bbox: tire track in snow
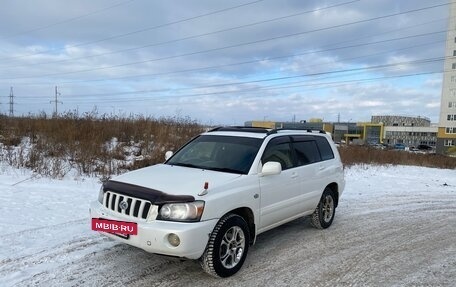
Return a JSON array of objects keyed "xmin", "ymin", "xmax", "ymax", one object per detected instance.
[
  {"xmin": 0, "ymin": 219, "xmax": 117, "ymax": 287},
  {"xmin": 0, "ymin": 218, "xmax": 88, "ymax": 238}
]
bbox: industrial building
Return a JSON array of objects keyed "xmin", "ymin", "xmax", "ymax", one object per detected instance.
[
  {"xmin": 371, "ymin": 115, "xmax": 437, "ymax": 148},
  {"xmin": 246, "ymin": 114, "xmax": 437, "ymax": 149}
]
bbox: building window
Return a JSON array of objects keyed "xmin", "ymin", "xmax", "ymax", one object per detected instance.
[
  {"xmin": 454, "ymin": 50, "xmax": 456, "ymax": 57},
  {"xmin": 444, "ymin": 139, "xmax": 454, "ymax": 146},
  {"xmin": 452, "ymin": 63, "xmax": 456, "ymax": 69},
  {"xmin": 449, "ymin": 102, "xmax": 456, "ymax": 108},
  {"xmin": 447, "ymin": 114, "xmax": 456, "ymax": 121},
  {"xmin": 446, "ymin": 127, "xmax": 456, "ymax": 134},
  {"xmin": 452, "ymin": 76, "xmax": 456, "ymax": 83},
  {"xmin": 450, "ymin": 88, "xmax": 456, "ymax": 96}
]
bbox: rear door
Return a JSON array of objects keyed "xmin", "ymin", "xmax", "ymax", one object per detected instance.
[{"xmin": 291, "ymin": 135, "xmax": 324, "ymax": 212}]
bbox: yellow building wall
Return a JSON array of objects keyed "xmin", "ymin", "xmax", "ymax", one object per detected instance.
[
  {"xmin": 251, "ymin": 121, "xmax": 276, "ymax": 129},
  {"xmin": 437, "ymin": 127, "xmax": 456, "ymax": 138},
  {"xmin": 322, "ymin": 123, "xmax": 333, "ymax": 133}
]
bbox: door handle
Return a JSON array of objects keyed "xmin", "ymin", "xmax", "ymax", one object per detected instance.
[{"xmin": 291, "ymin": 172, "xmax": 298, "ymax": 179}]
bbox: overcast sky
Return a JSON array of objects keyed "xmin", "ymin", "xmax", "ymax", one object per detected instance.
[{"xmin": 0, "ymin": 0, "xmax": 450, "ymax": 124}]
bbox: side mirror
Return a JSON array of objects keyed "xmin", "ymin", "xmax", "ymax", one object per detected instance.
[
  {"xmin": 261, "ymin": 161, "xmax": 282, "ymax": 176},
  {"xmin": 165, "ymin": 151, "xmax": 173, "ymax": 161}
]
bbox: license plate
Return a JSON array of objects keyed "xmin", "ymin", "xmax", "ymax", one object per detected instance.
[{"xmin": 92, "ymin": 218, "xmax": 138, "ymax": 236}]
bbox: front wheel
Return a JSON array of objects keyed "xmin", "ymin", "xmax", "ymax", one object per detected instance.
[
  {"xmin": 200, "ymin": 214, "xmax": 250, "ymax": 278},
  {"xmin": 310, "ymin": 187, "xmax": 336, "ymax": 229}
]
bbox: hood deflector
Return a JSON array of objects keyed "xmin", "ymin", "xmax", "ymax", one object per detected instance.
[{"xmin": 103, "ymin": 180, "xmax": 195, "ymax": 205}]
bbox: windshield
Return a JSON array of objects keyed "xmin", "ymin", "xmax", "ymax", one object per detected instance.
[{"xmin": 166, "ymin": 135, "xmax": 262, "ymax": 174}]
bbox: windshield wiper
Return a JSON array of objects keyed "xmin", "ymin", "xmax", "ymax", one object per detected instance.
[
  {"xmin": 206, "ymin": 167, "xmax": 244, "ymax": 174},
  {"xmin": 169, "ymin": 163, "xmax": 244, "ymax": 174}
]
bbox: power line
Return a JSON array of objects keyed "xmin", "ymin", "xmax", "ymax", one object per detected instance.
[
  {"xmin": 35, "ymin": 70, "xmax": 443, "ymax": 106},
  {"xmin": 15, "ymin": 37, "xmax": 448, "ymax": 101},
  {"xmin": 0, "ymin": 0, "xmax": 136, "ymax": 41},
  {"xmin": 8, "ymin": 14, "xmax": 448, "ymax": 85},
  {"xmin": 9, "ymin": 16, "xmax": 448, "ymax": 86},
  {"xmin": 19, "ymin": 55, "xmax": 447, "ymax": 101},
  {"xmin": 20, "ymin": 68, "xmax": 444, "ymax": 106},
  {"xmin": 70, "ymin": 56, "xmax": 447, "ymax": 98},
  {"xmin": 0, "ymin": 0, "xmax": 266, "ymax": 62},
  {"xmin": 0, "ymin": 1, "xmax": 449, "ymax": 80},
  {"xmin": 0, "ymin": 0, "xmax": 361, "ymax": 68}
]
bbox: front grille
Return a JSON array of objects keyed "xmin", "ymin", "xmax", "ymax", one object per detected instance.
[{"xmin": 103, "ymin": 190, "xmax": 154, "ymax": 220}]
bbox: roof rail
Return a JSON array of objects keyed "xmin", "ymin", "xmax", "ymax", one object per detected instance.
[
  {"xmin": 267, "ymin": 128, "xmax": 327, "ymax": 135},
  {"xmin": 208, "ymin": 126, "xmax": 270, "ymax": 133}
]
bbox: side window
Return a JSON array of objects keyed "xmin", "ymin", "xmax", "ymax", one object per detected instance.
[
  {"xmin": 262, "ymin": 137, "xmax": 294, "ymax": 170},
  {"xmin": 293, "ymin": 140, "xmax": 321, "ymax": 166},
  {"xmin": 315, "ymin": 136, "xmax": 335, "ymax": 161}
]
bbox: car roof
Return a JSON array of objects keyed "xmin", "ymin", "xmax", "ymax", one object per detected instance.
[
  {"xmin": 202, "ymin": 131, "xmax": 267, "ymax": 139},
  {"xmin": 203, "ymin": 126, "xmax": 330, "ymax": 139}
]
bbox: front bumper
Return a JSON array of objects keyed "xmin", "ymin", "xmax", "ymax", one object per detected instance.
[{"xmin": 89, "ymin": 201, "xmax": 218, "ymax": 259}]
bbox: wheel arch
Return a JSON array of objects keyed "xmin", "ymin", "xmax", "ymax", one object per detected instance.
[
  {"xmin": 226, "ymin": 207, "xmax": 256, "ymax": 245},
  {"xmin": 326, "ymin": 182, "xmax": 339, "ymax": 208}
]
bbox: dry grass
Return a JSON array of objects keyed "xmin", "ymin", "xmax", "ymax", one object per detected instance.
[
  {"xmin": 0, "ymin": 112, "xmax": 204, "ymax": 178},
  {"xmin": 339, "ymin": 145, "xmax": 456, "ymax": 170}
]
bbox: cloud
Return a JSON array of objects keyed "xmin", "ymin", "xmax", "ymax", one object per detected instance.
[{"xmin": 0, "ymin": 0, "xmax": 448, "ymax": 124}]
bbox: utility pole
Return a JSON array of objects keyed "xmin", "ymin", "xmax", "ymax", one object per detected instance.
[
  {"xmin": 50, "ymin": 86, "xmax": 63, "ymax": 117},
  {"xmin": 9, "ymin": 87, "xmax": 14, "ymax": 117}
]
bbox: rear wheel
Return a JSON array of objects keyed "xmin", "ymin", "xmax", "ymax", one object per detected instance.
[
  {"xmin": 311, "ymin": 187, "xmax": 336, "ymax": 229},
  {"xmin": 200, "ymin": 214, "xmax": 249, "ymax": 277}
]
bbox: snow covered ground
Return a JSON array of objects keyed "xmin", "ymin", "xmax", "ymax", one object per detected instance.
[{"xmin": 0, "ymin": 164, "xmax": 455, "ymax": 286}]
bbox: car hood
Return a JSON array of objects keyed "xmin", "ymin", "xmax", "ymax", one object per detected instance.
[{"xmin": 110, "ymin": 163, "xmax": 242, "ymax": 198}]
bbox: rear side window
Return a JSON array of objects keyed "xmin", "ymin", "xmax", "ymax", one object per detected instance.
[
  {"xmin": 315, "ymin": 136, "xmax": 334, "ymax": 161},
  {"xmin": 293, "ymin": 140, "xmax": 321, "ymax": 166}
]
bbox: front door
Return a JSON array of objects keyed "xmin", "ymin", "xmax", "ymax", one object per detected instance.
[{"xmin": 258, "ymin": 136, "xmax": 302, "ymax": 232}]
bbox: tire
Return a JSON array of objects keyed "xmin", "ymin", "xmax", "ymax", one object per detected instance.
[
  {"xmin": 200, "ymin": 214, "xmax": 250, "ymax": 278},
  {"xmin": 310, "ymin": 187, "xmax": 336, "ymax": 229}
]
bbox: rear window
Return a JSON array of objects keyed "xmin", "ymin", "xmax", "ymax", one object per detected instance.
[
  {"xmin": 315, "ymin": 136, "xmax": 334, "ymax": 161},
  {"xmin": 293, "ymin": 140, "xmax": 321, "ymax": 165}
]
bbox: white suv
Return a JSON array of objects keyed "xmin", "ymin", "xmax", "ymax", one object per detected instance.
[{"xmin": 90, "ymin": 127, "xmax": 345, "ymax": 277}]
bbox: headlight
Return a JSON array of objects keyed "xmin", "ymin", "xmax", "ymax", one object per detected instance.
[
  {"xmin": 158, "ymin": 201, "xmax": 205, "ymax": 222},
  {"xmin": 98, "ymin": 186, "xmax": 104, "ymax": 204}
]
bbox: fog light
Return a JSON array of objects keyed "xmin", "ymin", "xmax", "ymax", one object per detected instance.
[{"xmin": 168, "ymin": 233, "xmax": 180, "ymax": 247}]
